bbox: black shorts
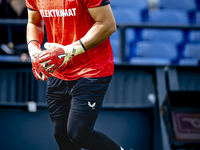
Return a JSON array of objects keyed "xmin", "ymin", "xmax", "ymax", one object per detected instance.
[{"xmin": 46, "ymin": 76, "xmax": 112, "ymax": 119}]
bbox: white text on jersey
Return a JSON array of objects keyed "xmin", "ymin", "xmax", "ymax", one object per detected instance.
[{"xmin": 40, "ymin": 8, "xmax": 76, "ymax": 17}]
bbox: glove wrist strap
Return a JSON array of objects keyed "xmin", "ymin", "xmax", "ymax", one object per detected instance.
[
  {"xmin": 75, "ymin": 45, "xmax": 85, "ymax": 55},
  {"xmin": 79, "ymin": 39, "xmax": 86, "ymax": 51},
  {"xmin": 28, "ymin": 40, "xmax": 40, "ymax": 46},
  {"xmin": 28, "ymin": 41, "xmax": 42, "ymax": 59}
]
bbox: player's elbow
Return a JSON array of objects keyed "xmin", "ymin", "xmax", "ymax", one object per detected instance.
[
  {"xmin": 107, "ymin": 22, "xmax": 117, "ymax": 37},
  {"xmin": 111, "ymin": 24, "xmax": 117, "ymax": 34}
]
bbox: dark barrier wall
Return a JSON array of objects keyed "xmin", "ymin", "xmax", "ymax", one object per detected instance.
[
  {"xmin": 0, "ymin": 62, "xmax": 156, "ymax": 150},
  {"xmin": 0, "ymin": 107, "xmax": 58, "ymax": 150},
  {"xmin": 0, "ymin": 62, "xmax": 156, "ymax": 108},
  {"xmin": 95, "ymin": 108, "xmax": 154, "ymax": 150},
  {"xmin": 1, "ymin": 62, "xmax": 200, "ymax": 150},
  {"xmin": 0, "ymin": 107, "xmax": 154, "ymax": 150}
]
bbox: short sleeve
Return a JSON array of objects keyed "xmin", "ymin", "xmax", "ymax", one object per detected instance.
[
  {"xmin": 84, "ymin": 0, "xmax": 110, "ymax": 8},
  {"xmin": 25, "ymin": 0, "xmax": 38, "ymax": 11}
]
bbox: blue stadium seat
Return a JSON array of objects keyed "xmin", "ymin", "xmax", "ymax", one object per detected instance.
[
  {"xmin": 0, "ymin": 55, "xmax": 21, "ymax": 62},
  {"xmin": 129, "ymin": 41, "xmax": 178, "ymax": 65},
  {"xmin": 148, "ymin": 9, "xmax": 189, "ymax": 24},
  {"xmin": 129, "ymin": 57, "xmax": 171, "ymax": 65},
  {"xmin": 189, "ymin": 30, "xmax": 200, "ymax": 43},
  {"xmin": 111, "ymin": 8, "xmax": 140, "ymax": 62},
  {"xmin": 195, "ymin": 11, "xmax": 200, "ymax": 24},
  {"xmin": 111, "ymin": 0, "xmax": 148, "ymax": 11},
  {"xmin": 125, "ymin": 28, "xmax": 137, "ymax": 59},
  {"xmin": 110, "ymin": 30, "xmax": 121, "ymax": 63},
  {"xmin": 110, "ymin": 28, "xmax": 136, "ymax": 63},
  {"xmin": 179, "ymin": 44, "xmax": 200, "ymax": 65},
  {"xmin": 110, "ymin": 30, "xmax": 119, "ymax": 59},
  {"xmin": 182, "ymin": 44, "xmax": 200, "ymax": 58},
  {"xmin": 159, "ymin": 0, "xmax": 197, "ymax": 11},
  {"xmin": 112, "ymin": 9, "xmax": 142, "ymax": 23},
  {"xmin": 110, "ymin": 38, "xmax": 122, "ymax": 64},
  {"xmin": 141, "ymin": 29, "xmax": 184, "ymax": 45}
]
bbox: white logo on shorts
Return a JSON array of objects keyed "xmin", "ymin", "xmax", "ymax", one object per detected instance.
[{"xmin": 88, "ymin": 101, "xmax": 96, "ymax": 109}]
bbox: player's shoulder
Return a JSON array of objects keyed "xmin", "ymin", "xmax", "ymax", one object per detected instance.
[
  {"xmin": 25, "ymin": 0, "xmax": 38, "ymax": 11},
  {"xmin": 100, "ymin": 0, "xmax": 110, "ymax": 6},
  {"xmin": 81, "ymin": 0, "xmax": 110, "ymax": 8}
]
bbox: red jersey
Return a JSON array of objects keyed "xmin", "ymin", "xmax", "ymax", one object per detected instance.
[{"xmin": 26, "ymin": 0, "xmax": 114, "ymax": 81}]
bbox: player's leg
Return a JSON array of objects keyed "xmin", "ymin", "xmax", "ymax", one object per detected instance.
[
  {"xmin": 67, "ymin": 76, "xmax": 123, "ymax": 150},
  {"xmin": 46, "ymin": 77, "xmax": 81, "ymax": 150}
]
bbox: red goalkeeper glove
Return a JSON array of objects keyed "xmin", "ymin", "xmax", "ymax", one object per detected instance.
[
  {"xmin": 38, "ymin": 42, "xmax": 85, "ymax": 73},
  {"xmin": 28, "ymin": 41, "xmax": 52, "ymax": 81}
]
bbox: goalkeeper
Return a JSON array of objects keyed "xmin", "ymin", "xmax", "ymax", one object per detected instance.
[{"xmin": 26, "ymin": 0, "xmax": 124, "ymax": 150}]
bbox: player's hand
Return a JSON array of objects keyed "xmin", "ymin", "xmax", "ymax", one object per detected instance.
[
  {"xmin": 32, "ymin": 59, "xmax": 49, "ymax": 81},
  {"xmin": 31, "ymin": 53, "xmax": 52, "ymax": 81},
  {"xmin": 44, "ymin": 42, "xmax": 63, "ymax": 50},
  {"xmin": 28, "ymin": 41, "xmax": 52, "ymax": 81},
  {"xmin": 38, "ymin": 42, "xmax": 85, "ymax": 73}
]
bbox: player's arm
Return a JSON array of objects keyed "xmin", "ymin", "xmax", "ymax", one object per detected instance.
[
  {"xmin": 27, "ymin": 8, "xmax": 44, "ymax": 57},
  {"xmin": 44, "ymin": 4, "xmax": 116, "ymax": 49},
  {"xmin": 27, "ymin": 9, "xmax": 51, "ymax": 81},
  {"xmin": 70, "ymin": 4, "xmax": 116, "ymax": 49},
  {"xmin": 80, "ymin": 4, "xmax": 116, "ymax": 50},
  {"xmin": 27, "ymin": 9, "xmax": 44, "ymax": 45}
]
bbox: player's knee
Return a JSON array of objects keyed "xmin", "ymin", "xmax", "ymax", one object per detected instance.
[
  {"xmin": 67, "ymin": 126, "xmax": 91, "ymax": 147},
  {"xmin": 54, "ymin": 128, "xmax": 68, "ymax": 147},
  {"xmin": 67, "ymin": 129, "xmax": 82, "ymax": 145},
  {"xmin": 52, "ymin": 119, "xmax": 67, "ymax": 138}
]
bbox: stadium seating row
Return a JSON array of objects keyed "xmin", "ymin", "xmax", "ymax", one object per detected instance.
[
  {"xmin": 111, "ymin": 0, "xmax": 200, "ymax": 24},
  {"xmin": 110, "ymin": 29, "xmax": 200, "ymax": 65},
  {"xmin": 110, "ymin": 0, "xmax": 200, "ymax": 65},
  {"xmin": 112, "ymin": 8, "xmax": 200, "ymax": 24},
  {"xmin": 158, "ymin": 0, "xmax": 198, "ymax": 11},
  {"xmin": 111, "ymin": 0, "xmax": 200, "ymax": 11}
]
